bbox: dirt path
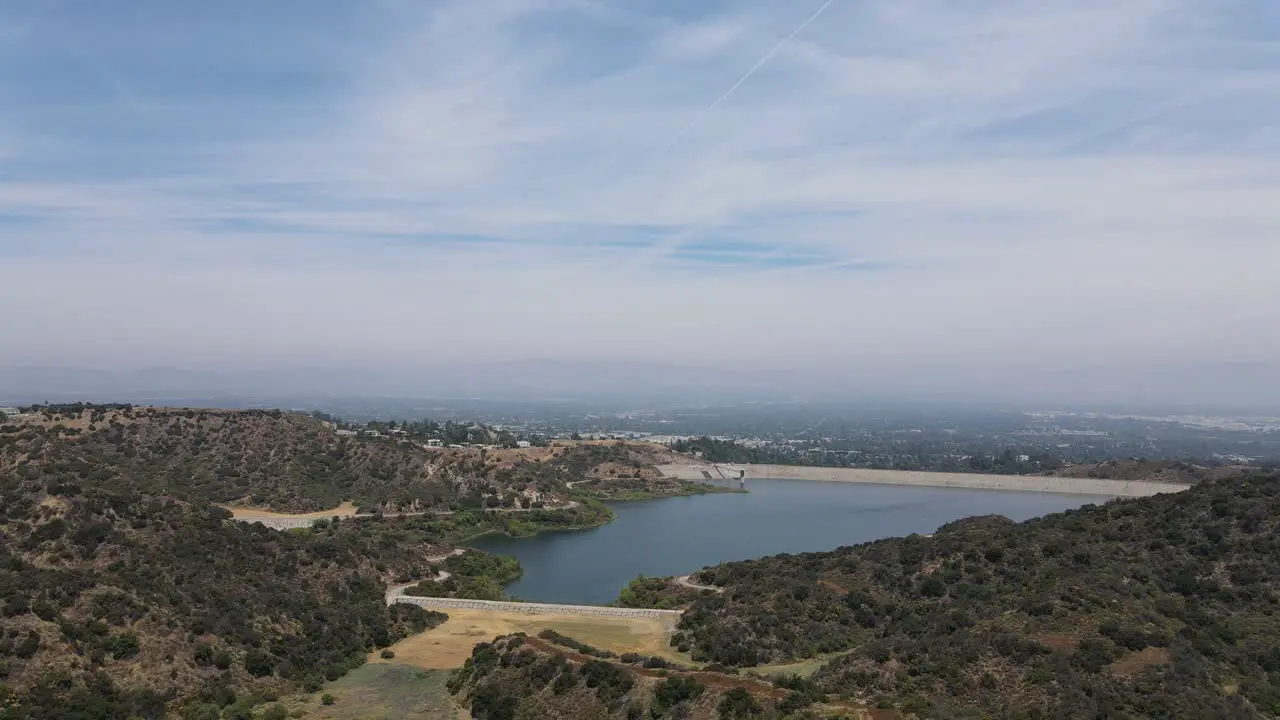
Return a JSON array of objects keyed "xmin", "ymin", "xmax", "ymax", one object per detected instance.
[
  {"xmin": 384, "ymin": 550, "xmax": 467, "ymax": 601},
  {"xmin": 519, "ymin": 637, "xmax": 890, "ymax": 719},
  {"xmin": 675, "ymin": 575, "xmax": 724, "ymax": 593}
]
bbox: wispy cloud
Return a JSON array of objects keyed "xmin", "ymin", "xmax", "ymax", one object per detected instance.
[{"xmin": 1, "ymin": 0, "xmax": 1278, "ymax": 390}]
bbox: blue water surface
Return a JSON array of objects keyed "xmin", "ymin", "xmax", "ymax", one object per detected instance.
[{"xmin": 471, "ymin": 478, "xmax": 1111, "ymax": 605}]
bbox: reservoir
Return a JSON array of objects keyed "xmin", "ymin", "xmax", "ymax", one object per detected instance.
[{"xmin": 471, "ymin": 479, "xmax": 1113, "ymax": 605}]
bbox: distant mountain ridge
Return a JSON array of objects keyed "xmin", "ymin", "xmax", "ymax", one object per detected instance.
[
  {"xmin": 0, "ymin": 362, "xmax": 795, "ymax": 405},
  {"xmin": 3, "ymin": 360, "xmax": 1278, "ymax": 411}
]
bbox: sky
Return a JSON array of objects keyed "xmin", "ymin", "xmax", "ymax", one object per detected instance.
[{"xmin": 2, "ymin": 0, "xmax": 1279, "ymax": 403}]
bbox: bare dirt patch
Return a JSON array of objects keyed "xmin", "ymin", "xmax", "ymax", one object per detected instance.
[
  {"xmin": 1036, "ymin": 634, "xmax": 1079, "ymax": 652},
  {"xmin": 818, "ymin": 579, "xmax": 849, "ymax": 596},
  {"xmin": 1109, "ymin": 647, "xmax": 1172, "ymax": 677}
]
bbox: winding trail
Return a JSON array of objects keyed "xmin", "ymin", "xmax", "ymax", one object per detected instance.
[
  {"xmin": 385, "ymin": 549, "xmax": 467, "ymax": 599},
  {"xmin": 675, "ymin": 575, "xmax": 724, "ymax": 593}
]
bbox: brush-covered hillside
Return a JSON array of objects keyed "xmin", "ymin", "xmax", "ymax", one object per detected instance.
[
  {"xmin": 1047, "ymin": 458, "xmax": 1257, "ymax": 485},
  {"xmin": 0, "ymin": 404, "xmax": 463, "ymax": 513},
  {"xmin": 448, "ymin": 633, "xmax": 878, "ymax": 720},
  {"xmin": 646, "ymin": 474, "xmax": 1280, "ymax": 719},
  {"xmin": 0, "ymin": 404, "xmax": 613, "ymax": 718},
  {"xmin": 433, "ymin": 439, "xmax": 724, "ymax": 501},
  {"xmin": 0, "ymin": 469, "xmax": 457, "ymax": 719}
]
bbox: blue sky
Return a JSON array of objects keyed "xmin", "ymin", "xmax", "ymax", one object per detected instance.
[{"xmin": 2, "ymin": 0, "xmax": 1279, "ymax": 390}]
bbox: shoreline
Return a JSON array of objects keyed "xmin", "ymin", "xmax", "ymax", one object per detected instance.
[{"xmin": 656, "ymin": 463, "xmax": 1189, "ymax": 498}]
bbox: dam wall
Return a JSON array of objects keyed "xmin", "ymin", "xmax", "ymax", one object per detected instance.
[
  {"xmin": 657, "ymin": 463, "xmax": 1188, "ymax": 498},
  {"xmin": 390, "ymin": 596, "xmax": 682, "ymax": 619}
]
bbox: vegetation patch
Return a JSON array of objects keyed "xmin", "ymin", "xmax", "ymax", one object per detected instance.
[
  {"xmin": 301, "ymin": 663, "xmax": 463, "ymax": 719},
  {"xmin": 404, "ymin": 552, "xmax": 524, "ymax": 601},
  {"xmin": 616, "ymin": 575, "xmax": 707, "ymax": 610},
  {"xmin": 447, "ymin": 634, "xmax": 871, "ymax": 719}
]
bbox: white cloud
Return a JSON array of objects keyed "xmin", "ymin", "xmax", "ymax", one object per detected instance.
[{"xmin": 0, "ymin": 0, "xmax": 1277, "ymax": 401}]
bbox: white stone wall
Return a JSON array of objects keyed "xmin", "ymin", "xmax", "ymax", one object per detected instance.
[
  {"xmin": 389, "ymin": 596, "xmax": 682, "ymax": 619},
  {"xmin": 656, "ymin": 463, "xmax": 1189, "ymax": 498}
]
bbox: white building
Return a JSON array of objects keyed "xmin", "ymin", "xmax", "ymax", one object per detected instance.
[{"xmin": 516, "ymin": 440, "xmax": 532, "ymax": 449}]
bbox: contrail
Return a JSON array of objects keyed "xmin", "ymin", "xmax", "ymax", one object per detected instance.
[
  {"xmin": 1057, "ymin": 91, "xmax": 1211, "ymax": 153},
  {"xmin": 662, "ymin": 0, "xmax": 835, "ymax": 152}
]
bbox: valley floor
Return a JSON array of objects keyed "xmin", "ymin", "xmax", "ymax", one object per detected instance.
[{"xmin": 372, "ymin": 608, "xmax": 690, "ymax": 670}]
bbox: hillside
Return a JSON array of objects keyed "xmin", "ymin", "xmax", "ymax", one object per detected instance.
[
  {"xmin": 0, "ymin": 405, "xmax": 633, "ymax": 514},
  {"xmin": 1048, "ymin": 458, "xmax": 1256, "ymax": 485},
  {"xmin": 448, "ymin": 633, "xmax": 877, "ymax": 719},
  {"xmin": 433, "ymin": 440, "xmax": 724, "ymax": 501},
  {"xmin": 0, "ymin": 406, "xmax": 614, "ymax": 718},
  {"xmin": 648, "ymin": 474, "xmax": 1280, "ymax": 719},
  {"xmin": 0, "ymin": 470, "xmax": 457, "ymax": 718},
  {"xmin": 0, "ymin": 405, "xmax": 463, "ymax": 513}
]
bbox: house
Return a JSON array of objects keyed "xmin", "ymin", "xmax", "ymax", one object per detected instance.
[
  {"xmin": 516, "ymin": 440, "xmax": 532, "ymax": 449},
  {"xmin": 426, "ymin": 439, "xmax": 443, "ymax": 448},
  {"xmin": 335, "ymin": 429, "xmax": 357, "ymax": 437}
]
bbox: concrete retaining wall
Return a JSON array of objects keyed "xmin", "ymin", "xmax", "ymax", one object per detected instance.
[
  {"xmin": 657, "ymin": 463, "xmax": 1188, "ymax": 498},
  {"xmin": 390, "ymin": 596, "xmax": 682, "ymax": 619},
  {"xmin": 235, "ymin": 517, "xmax": 322, "ymax": 530}
]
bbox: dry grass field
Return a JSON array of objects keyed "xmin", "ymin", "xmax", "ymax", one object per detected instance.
[{"xmin": 372, "ymin": 608, "xmax": 689, "ymax": 670}]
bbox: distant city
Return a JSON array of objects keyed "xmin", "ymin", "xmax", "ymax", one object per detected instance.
[{"xmin": 14, "ymin": 396, "xmax": 1270, "ymax": 472}]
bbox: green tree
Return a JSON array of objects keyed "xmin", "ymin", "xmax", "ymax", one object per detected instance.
[
  {"xmin": 717, "ymin": 688, "xmax": 764, "ymax": 719},
  {"xmin": 244, "ymin": 649, "xmax": 277, "ymax": 677}
]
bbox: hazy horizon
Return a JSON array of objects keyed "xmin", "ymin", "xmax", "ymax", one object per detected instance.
[
  {"xmin": 1, "ymin": 360, "xmax": 1278, "ymax": 414},
  {"xmin": 3, "ymin": 1, "xmax": 1278, "ymax": 408}
]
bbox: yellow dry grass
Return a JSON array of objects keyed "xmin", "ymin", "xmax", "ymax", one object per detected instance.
[
  {"xmin": 372, "ymin": 609, "xmax": 689, "ymax": 670},
  {"xmin": 748, "ymin": 652, "xmax": 847, "ymax": 679},
  {"xmin": 224, "ymin": 501, "xmax": 360, "ymax": 519}
]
